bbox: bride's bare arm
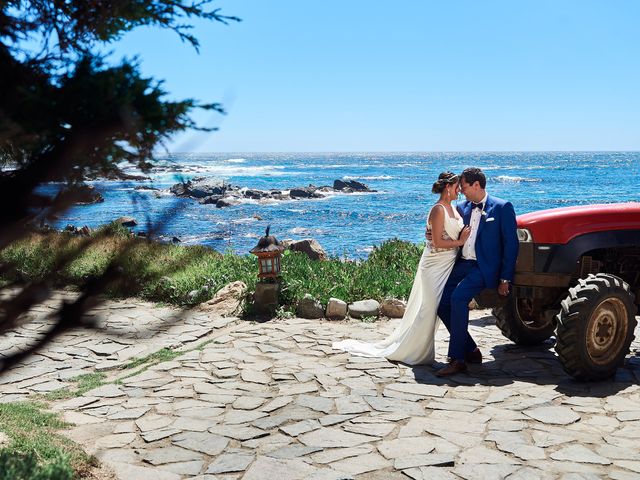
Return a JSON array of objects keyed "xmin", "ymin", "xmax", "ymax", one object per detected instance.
[{"xmin": 429, "ymin": 206, "xmax": 470, "ymax": 248}]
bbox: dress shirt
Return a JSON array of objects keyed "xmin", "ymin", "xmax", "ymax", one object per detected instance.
[{"xmin": 461, "ymin": 193, "xmax": 488, "ymax": 260}]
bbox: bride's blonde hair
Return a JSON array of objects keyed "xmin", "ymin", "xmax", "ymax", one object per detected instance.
[{"xmin": 432, "ymin": 171, "xmax": 459, "ymax": 194}]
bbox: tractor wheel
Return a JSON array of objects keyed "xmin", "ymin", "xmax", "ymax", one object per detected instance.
[
  {"xmin": 493, "ymin": 294, "xmax": 556, "ymax": 345},
  {"xmin": 555, "ymin": 273, "xmax": 637, "ymax": 381}
]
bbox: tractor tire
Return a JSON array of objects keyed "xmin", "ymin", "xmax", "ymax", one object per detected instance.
[
  {"xmin": 555, "ymin": 273, "xmax": 637, "ymax": 381},
  {"xmin": 493, "ymin": 294, "xmax": 556, "ymax": 345}
]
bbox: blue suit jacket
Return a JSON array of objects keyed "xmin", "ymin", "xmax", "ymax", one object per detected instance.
[{"xmin": 457, "ymin": 195, "xmax": 519, "ymax": 288}]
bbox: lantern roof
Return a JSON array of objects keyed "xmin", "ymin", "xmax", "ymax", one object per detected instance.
[{"xmin": 250, "ymin": 226, "xmax": 285, "ymax": 254}]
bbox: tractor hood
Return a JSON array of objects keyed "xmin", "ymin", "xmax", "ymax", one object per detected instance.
[{"xmin": 517, "ymin": 202, "xmax": 640, "ymax": 244}]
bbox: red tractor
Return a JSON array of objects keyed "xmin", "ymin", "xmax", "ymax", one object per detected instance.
[{"xmin": 490, "ymin": 202, "xmax": 640, "ymax": 381}]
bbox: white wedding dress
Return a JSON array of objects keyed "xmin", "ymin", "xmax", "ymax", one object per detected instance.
[{"xmin": 332, "ymin": 204, "xmax": 463, "ymax": 365}]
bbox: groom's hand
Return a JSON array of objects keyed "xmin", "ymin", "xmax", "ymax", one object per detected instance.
[{"xmin": 498, "ymin": 281, "xmax": 510, "ymax": 296}]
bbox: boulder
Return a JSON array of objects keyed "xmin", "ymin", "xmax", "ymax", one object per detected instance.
[
  {"xmin": 287, "ymin": 239, "xmax": 328, "ymax": 261},
  {"xmin": 216, "ymin": 197, "xmax": 241, "ymax": 208},
  {"xmin": 333, "ymin": 179, "xmax": 373, "ymax": 192},
  {"xmin": 325, "ymin": 298, "xmax": 347, "ymax": 320},
  {"xmin": 64, "ymin": 224, "xmax": 77, "ymax": 233},
  {"xmin": 290, "ymin": 187, "xmax": 322, "ymax": 199},
  {"xmin": 169, "ymin": 177, "xmax": 226, "ymax": 198},
  {"xmin": 243, "ymin": 189, "xmax": 267, "ymax": 199},
  {"xmin": 79, "ymin": 225, "xmax": 92, "ymax": 236},
  {"xmin": 63, "ymin": 184, "xmax": 104, "ymax": 205},
  {"xmin": 380, "ymin": 298, "xmax": 406, "ymax": 318},
  {"xmin": 199, "ymin": 195, "xmax": 222, "ymax": 205},
  {"xmin": 170, "ymin": 182, "xmax": 189, "ymax": 196},
  {"xmin": 114, "ymin": 216, "xmax": 137, "ymax": 227},
  {"xmin": 348, "ymin": 299, "xmax": 380, "ymax": 319},
  {"xmin": 188, "ymin": 177, "xmax": 226, "ymax": 198},
  {"xmin": 296, "ymin": 294, "xmax": 324, "ymax": 319},
  {"xmin": 198, "ymin": 281, "xmax": 247, "ymax": 316}
]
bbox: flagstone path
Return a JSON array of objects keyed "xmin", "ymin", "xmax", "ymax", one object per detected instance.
[{"xmin": 2, "ymin": 294, "xmax": 640, "ymax": 479}]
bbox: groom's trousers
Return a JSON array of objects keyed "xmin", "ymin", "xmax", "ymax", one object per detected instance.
[{"xmin": 437, "ymin": 259, "xmax": 484, "ymax": 361}]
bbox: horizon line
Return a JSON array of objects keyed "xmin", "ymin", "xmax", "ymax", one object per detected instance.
[{"xmin": 163, "ymin": 149, "xmax": 640, "ymax": 155}]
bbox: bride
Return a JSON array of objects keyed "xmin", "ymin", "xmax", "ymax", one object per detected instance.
[{"xmin": 332, "ymin": 171, "xmax": 470, "ymax": 365}]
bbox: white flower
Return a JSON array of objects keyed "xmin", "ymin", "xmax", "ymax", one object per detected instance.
[{"xmin": 481, "ymin": 210, "xmax": 488, "ymax": 217}]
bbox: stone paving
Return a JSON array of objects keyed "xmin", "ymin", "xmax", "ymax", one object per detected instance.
[
  {"xmin": 0, "ymin": 291, "xmax": 235, "ymax": 401},
  {"xmin": 2, "ymin": 297, "xmax": 640, "ymax": 479}
]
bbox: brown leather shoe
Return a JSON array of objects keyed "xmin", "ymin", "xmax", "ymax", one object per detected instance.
[
  {"xmin": 435, "ymin": 360, "xmax": 467, "ymax": 377},
  {"xmin": 465, "ymin": 348, "xmax": 482, "ymax": 364}
]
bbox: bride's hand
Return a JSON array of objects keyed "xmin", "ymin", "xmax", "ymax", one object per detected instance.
[{"xmin": 458, "ymin": 226, "xmax": 471, "ymax": 245}]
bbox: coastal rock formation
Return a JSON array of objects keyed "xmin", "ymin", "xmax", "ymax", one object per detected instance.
[
  {"xmin": 348, "ymin": 299, "xmax": 380, "ymax": 319},
  {"xmin": 114, "ymin": 216, "xmax": 137, "ymax": 227},
  {"xmin": 333, "ymin": 179, "xmax": 369, "ymax": 192},
  {"xmin": 287, "ymin": 239, "xmax": 328, "ymax": 261},
  {"xmin": 325, "ymin": 298, "xmax": 347, "ymax": 320},
  {"xmin": 380, "ymin": 298, "xmax": 406, "ymax": 318},
  {"xmin": 168, "ymin": 176, "xmax": 376, "ymax": 208},
  {"xmin": 60, "ymin": 184, "xmax": 104, "ymax": 205},
  {"xmin": 296, "ymin": 294, "xmax": 324, "ymax": 319}
]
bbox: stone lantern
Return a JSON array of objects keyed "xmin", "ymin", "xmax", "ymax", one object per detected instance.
[
  {"xmin": 250, "ymin": 226, "xmax": 285, "ymax": 314},
  {"xmin": 250, "ymin": 226, "xmax": 285, "ymax": 279}
]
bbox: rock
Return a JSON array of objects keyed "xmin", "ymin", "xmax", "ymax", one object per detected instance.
[
  {"xmin": 62, "ymin": 184, "xmax": 104, "ymax": 205},
  {"xmin": 198, "ymin": 195, "xmax": 222, "ymax": 205},
  {"xmin": 115, "ymin": 216, "xmax": 137, "ymax": 227},
  {"xmin": 333, "ymin": 179, "xmax": 372, "ymax": 192},
  {"xmin": 171, "ymin": 236, "xmax": 181, "ymax": 243},
  {"xmin": 0, "ymin": 432, "xmax": 9, "ymax": 447},
  {"xmin": 216, "ymin": 197, "xmax": 241, "ymax": 208},
  {"xmin": 296, "ymin": 294, "xmax": 324, "ymax": 319},
  {"xmin": 170, "ymin": 177, "xmax": 226, "ymax": 198},
  {"xmin": 169, "ymin": 182, "xmax": 189, "ymax": 196},
  {"xmin": 380, "ymin": 298, "xmax": 406, "ymax": 318},
  {"xmin": 325, "ymin": 298, "xmax": 347, "ymax": 320},
  {"xmin": 79, "ymin": 225, "xmax": 91, "ymax": 236},
  {"xmin": 243, "ymin": 189, "xmax": 267, "ymax": 199},
  {"xmin": 198, "ymin": 281, "xmax": 247, "ymax": 316},
  {"xmin": 189, "ymin": 177, "xmax": 226, "ymax": 198},
  {"xmin": 64, "ymin": 224, "xmax": 77, "ymax": 233},
  {"xmin": 287, "ymin": 239, "xmax": 328, "ymax": 261},
  {"xmin": 349, "ymin": 299, "xmax": 380, "ymax": 319},
  {"xmin": 289, "ymin": 187, "xmax": 322, "ymax": 199},
  {"xmin": 187, "ymin": 290, "xmax": 199, "ymax": 301}
]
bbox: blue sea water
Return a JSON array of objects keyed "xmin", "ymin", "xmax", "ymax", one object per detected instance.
[{"xmin": 50, "ymin": 152, "xmax": 640, "ymax": 258}]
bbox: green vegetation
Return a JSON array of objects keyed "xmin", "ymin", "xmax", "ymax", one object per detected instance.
[
  {"xmin": 43, "ymin": 373, "xmax": 107, "ymax": 401},
  {"xmin": 0, "ymin": 230, "xmax": 421, "ymax": 308},
  {"xmin": 0, "ymin": 402, "xmax": 96, "ymax": 479},
  {"xmin": 124, "ymin": 347, "xmax": 182, "ymax": 370}
]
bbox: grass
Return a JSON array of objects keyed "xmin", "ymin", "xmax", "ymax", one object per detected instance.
[
  {"xmin": 123, "ymin": 347, "xmax": 182, "ymax": 370},
  {"xmin": 0, "ymin": 228, "xmax": 422, "ymax": 308},
  {"xmin": 0, "ymin": 402, "xmax": 97, "ymax": 479},
  {"xmin": 43, "ymin": 373, "xmax": 107, "ymax": 401}
]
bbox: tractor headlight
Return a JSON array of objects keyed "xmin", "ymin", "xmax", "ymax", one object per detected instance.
[{"xmin": 517, "ymin": 228, "xmax": 533, "ymax": 242}]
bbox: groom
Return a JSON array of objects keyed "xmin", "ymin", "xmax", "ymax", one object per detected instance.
[{"xmin": 435, "ymin": 167, "xmax": 518, "ymax": 377}]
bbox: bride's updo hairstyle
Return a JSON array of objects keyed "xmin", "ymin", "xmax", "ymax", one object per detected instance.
[{"xmin": 431, "ymin": 171, "xmax": 459, "ymax": 194}]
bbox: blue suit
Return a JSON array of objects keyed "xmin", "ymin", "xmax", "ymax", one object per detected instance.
[{"xmin": 436, "ymin": 195, "xmax": 518, "ymax": 361}]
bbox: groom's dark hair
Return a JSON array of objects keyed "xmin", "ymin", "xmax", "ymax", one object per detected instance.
[{"xmin": 461, "ymin": 167, "xmax": 486, "ymax": 189}]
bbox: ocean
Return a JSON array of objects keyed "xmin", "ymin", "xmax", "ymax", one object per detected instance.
[{"xmin": 47, "ymin": 152, "xmax": 640, "ymax": 258}]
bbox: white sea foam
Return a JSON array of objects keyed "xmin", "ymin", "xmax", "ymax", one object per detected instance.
[
  {"xmin": 226, "ymin": 158, "xmax": 246, "ymax": 163},
  {"xmin": 494, "ymin": 175, "xmax": 541, "ymax": 183},
  {"xmin": 343, "ymin": 175, "xmax": 394, "ymax": 181},
  {"xmin": 289, "ymin": 227, "xmax": 327, "ymax": 235}
]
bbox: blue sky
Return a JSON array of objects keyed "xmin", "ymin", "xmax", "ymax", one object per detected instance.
[{"xmin": 112, "ymin": 0, "xmax": 640, "ymax": 152}]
